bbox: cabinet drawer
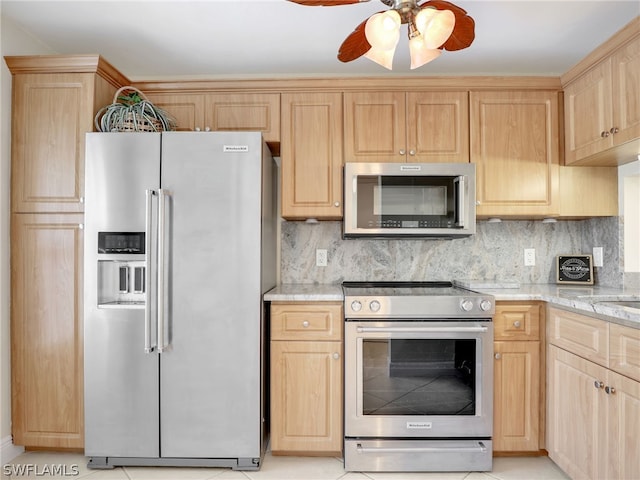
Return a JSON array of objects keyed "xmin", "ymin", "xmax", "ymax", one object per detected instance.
[
  {"xmin": 494, "ymin": 303, "xmax": 541, "ymax": 340},
  {"xmin": 610, "ymin": 323, "xmax": 640, "ymax": 382},
  {"xmin": 271, "ymin": 303, "xmax": 343, "ymax": 341},
  {"xmin": 548, "ymin": 307, "xmax": 609, "ymax": 367}
]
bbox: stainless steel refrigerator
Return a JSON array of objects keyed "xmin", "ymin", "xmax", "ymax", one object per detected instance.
[{"xmin": 83, "ymin": 131, "xmax": 276, "ymax": 470}]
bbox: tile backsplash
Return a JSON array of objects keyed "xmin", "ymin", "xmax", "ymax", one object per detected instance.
[{"xmin": 280, "ymin": 217, "xmax": 623, "ymax": 287}]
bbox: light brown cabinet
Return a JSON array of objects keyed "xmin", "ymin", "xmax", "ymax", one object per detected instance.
[
  {"xmin": 5, "ymin": 55, "xmax": 127, "ymax": 449},
  {"xmin": 343, "ymin": 91, "xmax": 469, "ymax": 163},
  {"xmin": 563, "ymin": 33, "xmax": 640, "ymax": 166},
  {"xmin": 470, "ymin": 90, "xmax": 560, "ymax": 218},
  {"xmin": 270, "ymin": 302, "xmax": 343, "ymax": 456},
  {"xmin": 493, "ymin": 302, "xmax": 543, "ymax": 453},
  {"xmin": 145, "ymin": 92, "xmax": 280, "ymax": 152},
  {"xmin": 280, "ymin": 92, "xmax": 343, "ymax": 220},
  {"xmin": 547, "ymin": 307, "xmax": 640, "ymax": 480},
  {"xmin": 11, "ymin": 214, "xmax": 85, "ymax": 448}
]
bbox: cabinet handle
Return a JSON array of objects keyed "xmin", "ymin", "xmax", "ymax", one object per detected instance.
[
  {"xmin": 494, "ymin": 353, "xmax": 501, "ymax": 360},
  {"xmin": 594, "ymin": 380, "xmax": 604, "ymax": 389},
  {"xmin": 302, "ymin": 321, "xmax": 310, "ymax": 328},
  {"xmin": 409, "ymin": 150, "xmax": 416, "ymax": 156},
  {"xmin": 609, "ymin": 127, "xmax": 619, "ymax": 134},
  {"xmin": 332, "ymin": 352, "xmax": 340, "ymax": 360},
  {"xmin": 399, "ymin": 149, "xmax": 406, "ymax": 155},
  {"xmin": 334, "ymin": 201, "xmax": 340, "ymax": 207},
  {"xmin": 605, "ymin": 386, "xmax": 616, "ymax": 395},
  {"xmin": 601, "ymin": 131, "xmax": 610, "ymax": 138},
  {"xmin": 513, "ymin": 320, "xmax": 521, "ymax": 328}
]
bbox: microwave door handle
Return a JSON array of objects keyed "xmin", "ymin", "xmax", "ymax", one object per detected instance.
[{"xmin": 455, "ymin": 176, "xmax": 465, "ymax": 228}]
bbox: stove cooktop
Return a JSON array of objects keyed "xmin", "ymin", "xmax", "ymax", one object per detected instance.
[{"xmin": 342, "ymin": 281, "xmax": 495, "ymax": 319}]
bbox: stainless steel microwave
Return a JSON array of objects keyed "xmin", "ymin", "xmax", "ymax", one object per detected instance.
[{"xmin": 343, "ymin": 162, "xmax": 476, "ymax": 238}]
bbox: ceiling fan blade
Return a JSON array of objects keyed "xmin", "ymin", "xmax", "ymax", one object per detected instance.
[
  {"xmin": 287, "ymin": 0, "xmax": 370, "ymax": 5},
  {"xmin": 419, "ymin": 0, "xmax": 475, "ymax": 51},
  {"xmin": 337, "ymin": 17, "xmax": 372, "ymax": 62}
]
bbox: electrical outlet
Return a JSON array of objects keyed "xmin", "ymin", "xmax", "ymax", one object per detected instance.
[
  {"xmin": 524, "ymin": 248, "xmax": 536, "ymax": 266},
  {"xmin": 316, "ymin": 249, "xmax": 328, "ymax": 267},
  {"xmin": 593, "ymin": 247, "xmax": 604, "ymax": 267}
]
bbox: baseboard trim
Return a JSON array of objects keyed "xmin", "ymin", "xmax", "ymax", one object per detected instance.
[{"xmin": 1, "ymin": 436, "xmax": 24, "ymax": 464}]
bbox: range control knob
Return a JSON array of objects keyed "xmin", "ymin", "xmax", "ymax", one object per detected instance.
[
  {"xmin": 480, "ymin": 300, "xmax": 493, "ymax": 311},
  {"xmin": 351, "ymin": 300, "xmax": 362, "ymax": 312},
  {"xmin": 369, "ymin": 300, "xmax": 381, "ymax": 312},
  {"xmin": 460, "ymin": 299, "xmax": 474, "ymax": 312}
]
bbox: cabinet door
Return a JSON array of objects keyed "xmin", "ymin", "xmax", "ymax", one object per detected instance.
[
  {"xmin": 281, "ymin": 92, "xmax": 343, "ymax": 219},
  {"xmin": 611, "ymin": 35, "xmax": 640, "ymax": 146},
  {"xmin": 270, "ymin": 341, "xmax": 343, "ymax": 455},
  {"xmin": 407, "ymin": 91, "xmax": 469, "ymax": 163},
  {"xmin": 470, "ymin": 91, "xmax": 560, "ymax": 217},
  {"xmin": 547, "ymin": 346, "xmax": 608, "ymax": 480},
  {"xmin": 11, "ymin": 213, "xmax": 84, "ymax": 448},
  {"xmin": 607, "ymin": 370, "xmax": 640, "ymax": 480},
  {"xmin": 493, "ymin": 341, "xmax": 540, "ymax": 452},
  {"xmin": 494, "ymin": 303, "xmax": 540, "ymax": 341},
  {"xmin": 206, "ymin": 93, "xmax": 280, "ymax": 150},
  {"xmin": 11, "ymin": 73, "xmax": 95, "ymax": 213},
  {"xmin": 144, "ymin": 92, "xmax": 205, "ymax": 131},
  {"xmin": 344, "ymin": 91, "xmax": 406, "ymax": 162},
  {"xmin": 564, "ymin": 60, "xmax": 613, "ymax": 164}
]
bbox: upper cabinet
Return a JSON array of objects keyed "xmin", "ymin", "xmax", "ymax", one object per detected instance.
[
  {"xmin": 145, "ymin": 92, "xmax": 280, "ymax": 154},
  {"xmin": 280, "ymin": 92, "xmax": 343, "ymax": 220},
  {"xmin": 343, "ymin": 91, "xmax": 469, "ymax": 163},
  {"xmin": 470, "ymin": 90, "xmax": 560, "ymax": 218},
  {"xmin": 6, "ymin": 56, "xmax": 128, "ymax": 213},
  {"xmin": 562, "ymin": 19, "xmax": 640, "ymax": 166}
]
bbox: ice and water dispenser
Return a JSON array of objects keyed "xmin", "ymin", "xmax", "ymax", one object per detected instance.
[{"xmin": 97, "ymin": 232, "xmax": 146, "ymax": 308}]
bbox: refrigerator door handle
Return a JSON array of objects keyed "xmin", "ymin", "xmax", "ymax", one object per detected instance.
[
  {"xmin": 144, "ymin": 189, "xmax": 156, "ymax": 354},
  {"xmin": 157, "ymin": 188, "xmax": 170, "ymax": 353}
]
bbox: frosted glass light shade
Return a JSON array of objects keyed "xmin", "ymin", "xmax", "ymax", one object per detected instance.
[
  {"xmin": 364, "ymin": 46, "xmax": 396, "ymax": 70},
  {"xmin": 415, "ymin": 8, "xmax": 455, "ymax": 49},
  {"xmin": 365, "ymin": 10, "xmax": 401, "ymax": 50},
  {"xmin": 408, "ymin": 37, "xmax": 442, "ymax": 69}
]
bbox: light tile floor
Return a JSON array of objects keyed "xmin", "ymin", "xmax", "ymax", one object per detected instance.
[{"xmin": 3, "ymin": 450, "xmax": 571, "ymax": 480}]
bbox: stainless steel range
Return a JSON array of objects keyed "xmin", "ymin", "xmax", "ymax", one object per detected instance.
[{"xmin": 342, "ymin": 281, "xmax": 495, "ymax": 473}]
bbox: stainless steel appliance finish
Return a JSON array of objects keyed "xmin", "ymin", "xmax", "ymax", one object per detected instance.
[
  {"xmin": 84, "ymin": 131, "xmax": 276, "ymax": 470},
  {"xmin": 342, "ymin": 281, "xmax": 494, "ymax": 473},
  {"xmin": 343, "ymin": 162, "xmax": 476, "ymax": 238}
]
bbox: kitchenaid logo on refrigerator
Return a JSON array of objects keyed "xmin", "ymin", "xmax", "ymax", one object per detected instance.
[{"xmin": 223, "ymin": 145, "xmax": 249, "ymax": 153}]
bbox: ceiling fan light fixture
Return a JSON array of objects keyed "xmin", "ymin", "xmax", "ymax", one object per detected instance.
[
  {"xmin": 364, "ymin": 10, "xmax": 401, "ymax": 50},
  {"xmin": 415, "ymin": 7, "xmax": 455, "ymax": 49},
  {"xmin": 364, "ymin": 46, "xmax": 396, "ymax": 70},
  {"xmin": 408, "ymin": 36, "xmax": 442, "ymax": 69}
]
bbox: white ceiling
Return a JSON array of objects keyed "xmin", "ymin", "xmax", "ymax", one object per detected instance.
[{"xmin": 2, "ymin": 0, "xmax": 639, "ymax": 80}]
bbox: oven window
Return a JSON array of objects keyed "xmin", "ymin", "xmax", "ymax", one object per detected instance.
[{"xmin": 362, "ymin": 338, "xmax": 476, "ymax": 415}]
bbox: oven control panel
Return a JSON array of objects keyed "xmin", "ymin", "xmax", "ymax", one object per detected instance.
[{"xmin": 345, "ymin": 295, "xmax": 494, "ymax": 319}]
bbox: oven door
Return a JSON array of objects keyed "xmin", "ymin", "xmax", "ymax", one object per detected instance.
[{"xmin": 344, "ymin": 320, "xmax": 493, "ymax": 439}]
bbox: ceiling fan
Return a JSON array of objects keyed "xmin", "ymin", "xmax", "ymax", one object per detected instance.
[{"xmin": 287, "ymin": 0, "xmax": 475, "ymax": 70}]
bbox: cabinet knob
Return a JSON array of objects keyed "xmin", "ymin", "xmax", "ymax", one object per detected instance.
[
  {"xmin": 476, "ymin": 201, "xmax": 481, "ymax": 206},
  {"xmin": 332, "ymin": 352, "xmax": 340, "ymax": 360},
  {"xmin": 610, "ymin": 127, "xmax": 619, "ymax": 134},
  {"xmin": 78, "ymin": 223, "xmax": 84, "ymax": 230},
  {"xmin": 302, "ymin": 321, "xmax": 310, "ymax": 328},
  {"xmin": 594, "ymin": 380, "xmax": 604, "ymax": 389},
  {"xmin": 79, "ymin": 196, "xmax": 85, "ymax": 204},
  {"xmin": 195, "ymin": 127, "xmax": 201, "ymax": 132},
  {"xmin": 334, "ymin": 201, "xmax": 340, "ymax": 207},
  {"xmin": 494, "ymin": 353, "xmax": 501, "ymax": 360},
  {"xmin": 605, "ymin": 386, "xmax": 616, "ymax": 395},
  {"xmin": 601, "ymin": 131, "xmax": 610, "ymax": 138},
  {"xmin": 399, "ymin": 149, "xmax": 406, "ymax": 155},
  {"xmin": 409, "ymin": 150, "xmax": 416, "ymax": 156},
  {"xmin": 205, "ymin": 127, "xmax": 211, "ymax": 132},
  {"xmin": 513, "ymin": 320, "xmax": 521, "ymax": 328}
]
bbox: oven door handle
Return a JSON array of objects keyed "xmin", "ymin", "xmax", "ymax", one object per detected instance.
[
  {"xmin": 356, "ymin": 326, "xmax": 489, "ymax": 334},
  {"xmin": 356, "ymin": 441, "xmax": 488, "ymax": 454}
]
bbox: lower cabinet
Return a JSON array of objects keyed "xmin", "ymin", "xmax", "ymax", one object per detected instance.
[
  {"xmin": 493, "ymin": 302, "xmax": 544, "ymax": 453},
  {"xmin": 11, "ymin": 213, "xmax": 85, "ymax": 448},
  {"xmin": 270, "ymin": 302, "xmax": 343, "ymax": 456},
  {"xmin": 547, "ymin": 307, "xmax": 640, "ymax": 480}
]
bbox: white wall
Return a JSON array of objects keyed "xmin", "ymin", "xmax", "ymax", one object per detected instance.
[
  {"xmin": 619, "ymin": 159, "xmax": 640, "ymax": 273},
  {"xmin": 0, "ymin": 9, "xmax": 55, "ymax": 461}
]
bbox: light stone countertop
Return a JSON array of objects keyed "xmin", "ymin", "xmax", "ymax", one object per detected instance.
[{"xmin": 264, "ymin": 282, "xmax": 640, "ymax": 329}]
